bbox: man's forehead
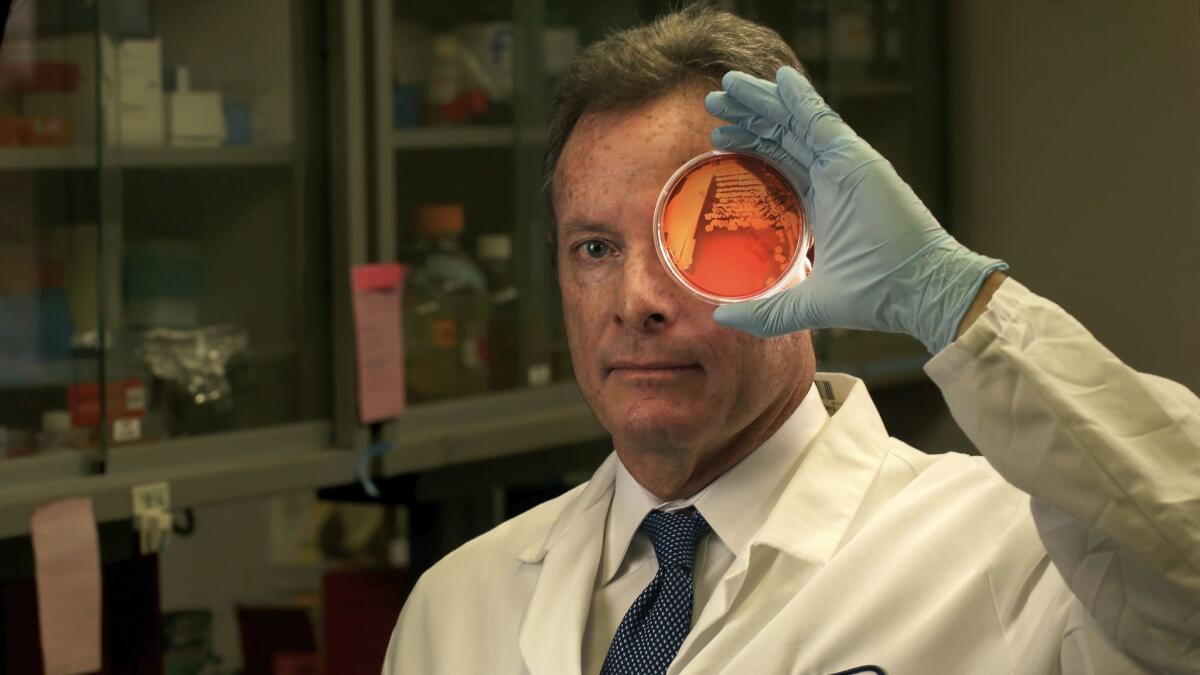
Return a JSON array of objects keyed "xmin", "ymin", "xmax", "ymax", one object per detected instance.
[{"xmin": 555, "ymin": 91, "xmax": 721, "ymax": 209}]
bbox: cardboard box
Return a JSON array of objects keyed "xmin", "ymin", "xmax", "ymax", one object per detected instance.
[
  {"xmin": 116, "ymin": 38, "xmax": 164, "ymax": 146},
  {"xmin": 167, "ymin": 91, "xmax": 226, "ymax": 146}
]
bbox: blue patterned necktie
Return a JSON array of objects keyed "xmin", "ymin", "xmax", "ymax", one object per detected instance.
[{"xmin": 600, "ymin": 507, "xmax": 712, "ymax": 675}]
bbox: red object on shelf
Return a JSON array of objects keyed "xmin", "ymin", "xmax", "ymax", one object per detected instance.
[
  {"xmin": 435, "ymin": 88, "xmax": 490, "ymax": 125},
  {"xmin": 0, "ymin": 116, "xmax": 73, "ymax": 146},
  {"xmin": 321, "ymin": 568, "xmax": 409, "ymax": 675},
  {"xmin": 0, "ymin": 62, "xmax": 81, "ymax": 93},
  {"xmin": 68, "ymin": 379, "xmax": 146, "ymax": 429}
]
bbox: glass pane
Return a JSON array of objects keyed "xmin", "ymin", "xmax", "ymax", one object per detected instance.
[
  {"xmin": 0, "ymin": 0, "xmax": 107, "ymax": 468},
  {"xmin": 92, "ymin": 0, "xmax": 330, "ymax": 443},
  {"xmin": 391, "ymin": 0, "xmax": 550, "ymax": 403}
]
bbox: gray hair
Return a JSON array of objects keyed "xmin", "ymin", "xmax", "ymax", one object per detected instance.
[{"xmin": 542, "ymin": 5, "xmax": 804, "ymax": 236}]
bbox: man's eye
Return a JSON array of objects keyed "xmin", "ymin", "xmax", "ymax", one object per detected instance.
[{"xmin": 579, "ymin": 240, "xmax": 611, "ymax": 260}]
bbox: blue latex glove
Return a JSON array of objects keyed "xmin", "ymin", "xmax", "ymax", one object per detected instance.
[{"xmin": 705, "ymin": 67, "xmax": 1008, "ymax": 354}]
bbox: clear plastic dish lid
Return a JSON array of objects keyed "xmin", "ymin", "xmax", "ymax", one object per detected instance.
[{"xmin": 654, "ymin": 150, "xmax": 811, "ymax": 304}]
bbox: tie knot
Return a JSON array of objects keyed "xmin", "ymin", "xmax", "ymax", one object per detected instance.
[{"xmin": 640, "ymin": 508, "xmax": 711, "ymax": 570}]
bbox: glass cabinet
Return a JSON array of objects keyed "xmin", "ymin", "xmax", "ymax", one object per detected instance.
[
  {"xmin": 0, "ymin": 0, "xmax": 330, "ymax": 470},
  {"xmin": 0, "ymin": 0, "xmax": 942, "ymax": 518}
]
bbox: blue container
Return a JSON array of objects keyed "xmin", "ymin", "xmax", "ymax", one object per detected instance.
[
  {"xmin": 223, "ymin": 103, "xmax": 253, "ymax": 146},
  {"xmin": 393, "ymin": 85, "xmax": 422, "ymax": 128}
]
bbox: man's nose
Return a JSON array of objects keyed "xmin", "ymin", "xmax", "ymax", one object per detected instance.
[{"xmin": 615, "ymin": 247, "xmax": 681, "ymax": 332}]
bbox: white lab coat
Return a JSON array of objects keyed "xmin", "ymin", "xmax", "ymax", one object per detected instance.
[{"xmin": 382, "ymin": 280, "xmax": 1200, "ymax": 674}]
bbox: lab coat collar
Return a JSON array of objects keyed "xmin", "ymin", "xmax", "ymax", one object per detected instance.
[
  {"xmin": 507, "ymin": 452, "xmax": 619, "ymax": 564},
  {"xmin": 750, "ymin": 373, "xmax": 891, "ymax": 565},
  {"xmin": 514, "ymin": 455, "xmax": 615, "ymax": 675}
]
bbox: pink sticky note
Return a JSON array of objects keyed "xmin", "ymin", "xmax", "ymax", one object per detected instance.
[
  {"xmin": 351, "ymin": 263, "xmax": 409, "ymax": 423},
  {"xmin": 31, "ymin": 497, "xmax": 102, "ymax": 675}
]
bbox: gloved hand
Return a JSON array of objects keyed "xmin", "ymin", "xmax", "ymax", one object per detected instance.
[{"xmin": 704, "ymin": 66, "xmax": 1007, "ymax": 354}]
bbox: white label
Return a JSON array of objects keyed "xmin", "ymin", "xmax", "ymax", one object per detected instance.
[
  {"xmin": 112, "ymin": 417, "xmax": 142, "ymax": 443},
  {"xmin": 125, "ymin": 385, "xmax": 147, "ymax": 412},
  {"xmin": 814, "ymin": 378, "xmax": 842, "ymax": 415},
  {"xmin": 462, "ymin": 336, "xmax": 486, "ymax": 369},
  {"xmin": 131, "ymin": 481, "xmax": 171, "ymax": 554},
  {"xmin": 527, "ymin": 363, "xmax": 552, "ymax": 387},
  {"xmin": 131, "ymin": 481, "xmax": 170, "ymax": 516}
]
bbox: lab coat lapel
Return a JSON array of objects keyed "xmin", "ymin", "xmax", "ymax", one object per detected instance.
[
  {"xmin": 754, "ymin": 374, "xmax": 892, "ymax": 565},
  {"xmin": 516, "ymin": 454, "xmax": 617, "ymax": 675},
  {"xmin": 681, "ymin": 375, "xmax": 892, "ymax": 667}
]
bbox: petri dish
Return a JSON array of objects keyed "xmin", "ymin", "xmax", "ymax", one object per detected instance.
[{"xmin": 654, "ymin": 150, "xmax": 811, "ymax": 304}]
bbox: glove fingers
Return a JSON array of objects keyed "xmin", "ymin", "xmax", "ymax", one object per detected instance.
[
  {"xmin": 712, "ymin": 278, "xmax": 823, "ymax": 338},
  {"xmin": 722, "ymin": 70, "xmax": 821, "ymax": 168},
  {"xmin": 775, "ymin": 66, "xmax": 855, "ymax": 156},
  {"xmin": 719, "ymin": 71, "xmax": 790, "ymax": 124},
  {"xmin": 704, "ymin": 92, "xmax": 792, "ymax": 150},
  {"xmin": 711, "ymin": 125, "xmax": 813, "ymax": 196}
]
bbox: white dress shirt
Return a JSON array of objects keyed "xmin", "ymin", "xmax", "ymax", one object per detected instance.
[{"xmin": 581, "ymin": 387, "xmax": 831, "ymax": 674}]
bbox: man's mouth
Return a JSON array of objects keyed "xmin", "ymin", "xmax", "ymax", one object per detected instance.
[{"xmin": 606, "ymin": 361, "xmax": 703, "ymax": 379}]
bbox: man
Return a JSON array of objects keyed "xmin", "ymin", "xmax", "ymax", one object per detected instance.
[{"xmin": 384, "ymin": 8, "xmax": 1198, "ymax": 674}]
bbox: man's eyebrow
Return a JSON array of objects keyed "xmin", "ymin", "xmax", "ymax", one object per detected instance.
[{"xmin": 558, "ymin": 220, "xmax": 619, "ymax": 237}]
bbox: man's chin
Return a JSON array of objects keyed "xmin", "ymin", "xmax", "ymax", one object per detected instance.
[{"xmin": 607, "ymin": 397, "xmax": 712, "ymax": 451}]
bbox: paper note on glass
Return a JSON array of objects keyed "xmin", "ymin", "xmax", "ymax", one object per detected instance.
[
  {"xmin": 351, "ymin": 263, "xmax": 409, "ymax": 423},
  {"xmin": 31, "ymin": 497, "xmax": 102, "ymax": 675}
]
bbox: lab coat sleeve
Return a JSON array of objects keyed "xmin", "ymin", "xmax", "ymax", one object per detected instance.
[{"xmin": 924, "ymin": 278, "xmax": 1200, "ymax": 673}]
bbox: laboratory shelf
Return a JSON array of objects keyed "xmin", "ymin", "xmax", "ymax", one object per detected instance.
[
  {"xmin": 116, "ymin": 145, "xmax": 295, "ymax": 168},
  {"xmin": 0, "ymin": 145, "xmax": 294, "ymax": 170},
  {"xmin": 0, "ymin": 381, "xmax": 608, "ymax": 540},
  {"xmin": 380, "ymin": 380, "xmax": 607, "ymax": 477},
  {"xmin": 392, "ymin": 125, "xmax": 548, "ymax": 150},
  {"xmin": 0, "ymin": 421, "xmax": 342, "ymax": 540},
  {"xmin": 0, "ymin": 352, "xmax": 930, "ymax": 540},
  {"xmin": 0, "ymin": 146, "xmax": 97, "ymax": 169}
]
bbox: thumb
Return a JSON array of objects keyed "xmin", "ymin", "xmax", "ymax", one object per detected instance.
[{"xmin": 712, "ymin": 280, "xmax": 823, "ymax": 338}]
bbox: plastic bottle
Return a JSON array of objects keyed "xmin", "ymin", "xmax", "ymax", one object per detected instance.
[
  {"xmin": 404, "ymin": 205, "xmax": 489, "ymax": 402},
  {"xmin": 476, "ymin": 233, "xmax": 519, "ymax": 391}
]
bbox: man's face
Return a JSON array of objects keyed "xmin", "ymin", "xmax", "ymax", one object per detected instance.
[{"xmin": 554, "ymin": 87, "xmax": 811, "ymax": 463}]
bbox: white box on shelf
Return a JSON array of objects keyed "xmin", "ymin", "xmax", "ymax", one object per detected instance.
[
  {"xmin": 116, "ymin": 38, "xmax": 164, "ymax": 146},
  {"xmin": 166, "ymin": 68, "xmax": 226, "ymax": 147}
]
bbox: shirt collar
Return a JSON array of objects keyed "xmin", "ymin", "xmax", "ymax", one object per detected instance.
[{"xmin": 600, "ymin": 384, "xmax": 830, "ymax": 586}]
